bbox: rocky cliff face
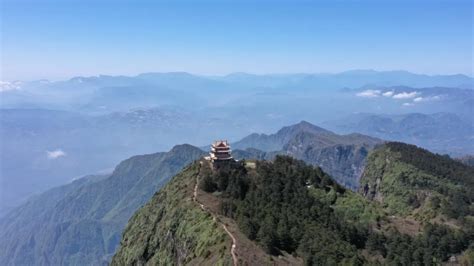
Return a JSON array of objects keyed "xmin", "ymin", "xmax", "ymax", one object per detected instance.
[
  {"xmin": 234, "ymin": 121, "xmax": 382, "ymax": 190},
  {"xmin": 284, "ymin": 131, "xmax": 379, "ymax": 189}
]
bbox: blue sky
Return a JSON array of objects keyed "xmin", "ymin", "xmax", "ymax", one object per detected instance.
[{"xmin": 1, "ymin": 0, "xmax": 472, "ymax": 80}]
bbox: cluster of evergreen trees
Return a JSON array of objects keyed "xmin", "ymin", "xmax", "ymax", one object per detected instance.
[
  {"xmin": 199, "ymin": 156, "xmax": 473, "ymax": 265},
  {"xmin": 386, "ymin": 142, "xmax": 474, "ymax": 219},
  {"xmin": 367, "ymin": 225, "xmax": 471, "ymax": 265}
]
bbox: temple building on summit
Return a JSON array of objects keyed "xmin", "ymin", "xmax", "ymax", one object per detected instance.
[{"xmin": 209, "ymin": 140, "xmax": 233, "ymax": 163}]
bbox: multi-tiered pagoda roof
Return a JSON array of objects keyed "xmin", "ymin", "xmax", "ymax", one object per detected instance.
[{"xmin": 209, "ymin": 140, "xmax": 233, "ymax": 162}]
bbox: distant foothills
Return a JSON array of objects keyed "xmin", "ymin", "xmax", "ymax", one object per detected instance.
[{"xmin": 1, "ymin": 121, "xmax": 473, "ymax": 265}]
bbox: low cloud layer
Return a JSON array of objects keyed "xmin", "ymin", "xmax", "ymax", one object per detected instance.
[
  {"xmin": 0, "ymin": 81, "xmax": 22, "ymax": 92},
  {"xmin": 413, "ymin": 95, "xmax": 441, "ymax": 102},
  {"xmin": 355, "ymin": 89, "xmax": 443, "ymax": 107},
  {"xmin": 356, "ymin": 89, "xmax": 381, "ymax": 98},
  {"xmin": 392, "ymin": 91, "xmax": 419, "ymax": 99},
  {"xmin": 46, "ymin": 149, "xmax": 66, "ymax": 159},
  {"xmin": 356, "ymin": 89, "xmax": 420, "ymax": 99}
]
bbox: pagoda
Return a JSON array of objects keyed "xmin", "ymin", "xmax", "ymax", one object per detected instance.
[{"xmin": 209, "ymin": 140, "xmax": 233, "ymax": 163}]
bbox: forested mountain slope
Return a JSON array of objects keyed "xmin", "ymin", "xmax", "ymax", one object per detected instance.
[
  {"xmin": 360, "ymin": 142, "xmax": 474, "ymax": 223},
  {"xmin": 113, "ymin": 149, "xmax": 474, "ymax": 265},
  {"xmin": 0, "ymin": 144, "xmax": 205, "ymax": 266}
]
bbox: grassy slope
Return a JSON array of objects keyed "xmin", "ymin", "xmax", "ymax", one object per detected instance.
[
  {"xmin": 360, "ymin": 142, "xmax": 474, "ymax": 223},
  {"xmin": 111, "ymin": 163, "xmax": 232, "ymax": 265}
]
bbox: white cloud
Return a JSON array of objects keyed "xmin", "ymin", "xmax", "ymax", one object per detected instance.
[
  {"xmin": 413, "ymin": 95, "xmax": 442, "ymax": 103},
  {"xmin": 402, "ymin": 102, "xmax": 414, "ymax": 107},
  {"xmin": 413, "ymin": 97, "xmax": 424, "ymax": 102},
  {"xmin": 0, "ymin": 81, "xmax": 22, "ymax": 92},
  {"xmin": 382, "ymin": 91, "xmax": 394, "ymax": 97},
  {"xmin": 46, "ymin": 149, "xmax": 66, "ymax": 159},
  {"xmin": 356, "ymin": 89, "xmax": 381, "ymax": 98},
  {"xmin": 392, "ymin": 91, "xmax": 419, "ymax": 99}
]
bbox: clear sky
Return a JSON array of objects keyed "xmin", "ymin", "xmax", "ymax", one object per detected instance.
[{"xmin": 1, "ymin": 0, "xmax": 472, "ymax": 81}]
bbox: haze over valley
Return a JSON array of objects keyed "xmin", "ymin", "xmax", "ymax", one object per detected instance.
[{"xmin": 1, "ymin": 71, "xmax": 473, "ymax": 215}]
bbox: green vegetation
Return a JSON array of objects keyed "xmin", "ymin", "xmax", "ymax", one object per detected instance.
[
  {"xmin": 360, "ymin": 142, "xmax": 474, "ymax": 221},
  {"xmin": 0, "ymin": 144, "xmax": 205, "ymax": 266},
  {"xmin": 111, "ymin": 163, "xmax": 232, "ymax": 265},
  {"xmin": 110, "ymin": 141, "xmax": 472, "ymax": 265},
  {"xmin": 199, "ymin": 147, "xmax": 473, "ymax": 265},
  {"xmin": 202, "ymin": 156, "xmax": 366, "ymax": 264},
  {"xmin": 367, "ymin": 224, "xmax": 471, "ymax": 265},
  {"xmin": 358, "ymin": 142, "xmax": 474, "ymax": 264},
  {"xmin": 332, "ymin": 191, "xmax": 384, "ymax": 227}
]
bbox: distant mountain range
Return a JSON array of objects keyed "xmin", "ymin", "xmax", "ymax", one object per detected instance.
[
  {"xmin": 2, "ymin": 70, "xmax": 472, "ymax": 114},
  {"xmin": 216, "ymin": 70, "xmax": 473, "ymax": 89},
  {"xmin": 323, "ymin": 112, "xmax": 474, "ymax": 156},
  {"xmin": 1, "ymin": 71, "xmax": 472, "ymax": 214},
  {"xmin": 2, "ymin": 105, "xmax": 472, "ymax": 217}
]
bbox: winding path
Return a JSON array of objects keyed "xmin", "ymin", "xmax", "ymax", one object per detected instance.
[{"xmin": 193, "ymin": 171, "xmax": 238, "ymax": 266}]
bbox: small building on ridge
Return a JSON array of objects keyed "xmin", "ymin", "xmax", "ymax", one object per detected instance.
[{"xmin": 209, "ymin": 140, "xmax": 233, "ymax": 163}]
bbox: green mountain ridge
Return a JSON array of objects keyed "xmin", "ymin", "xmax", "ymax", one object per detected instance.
[
  {"xmin": 113, "ymin": 142, "xmax": 474, "ymax": 265},
  {"xmin": 360, "ymin": 142, "xmax": 474, "ymax": 222},
  {"xmin": 110, "ymin": 163, "xmax": 234, "ymax": 265},
  {"xmin": 0, "ymin": 144, "xmax": 206, "ymax": 266}
]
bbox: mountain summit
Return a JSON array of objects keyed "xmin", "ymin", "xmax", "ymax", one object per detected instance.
[
  {"xmin": 112, "ymin": 145, "xmax": 474, "ymax": 264},
  {"xmin": 234, "ymin": 121, "xmax": 381, "ymax": 188},
  {"xmin": 233, "ymin": 121, "xmax": 334, "ymax": 151}
]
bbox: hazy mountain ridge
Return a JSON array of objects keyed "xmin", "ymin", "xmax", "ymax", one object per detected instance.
[
  {"xmin": 0, "ymin": 108, "xmax": 201, "ymax": 215},
  {"xmin": 0, "ymin": 143, "xmax": 281, "ymax": 265},
  {"xmin": 2, "ymin": 71, "xmax": 472, "ymax": 213},
  {"xmin": 0, "ymin": 144, "xmax": 206, "ymax": 266},
  {"xmin": 214, "ymin": 70, "xmax": 473, "ymax": 89},
  {"xmin": 233, "ymin": 121, "xmax": 333, "ymax": 151},
  {"xmin": 2, "ymin": 71, "xmax": 472, "ymax": 114},
  {"xmin": 235, "ymin": 121, "xmax": 382, "ymax": 189},
  {"xmin": 324, "ymin": 112, "xmax": 474, "ymax": 155}
]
